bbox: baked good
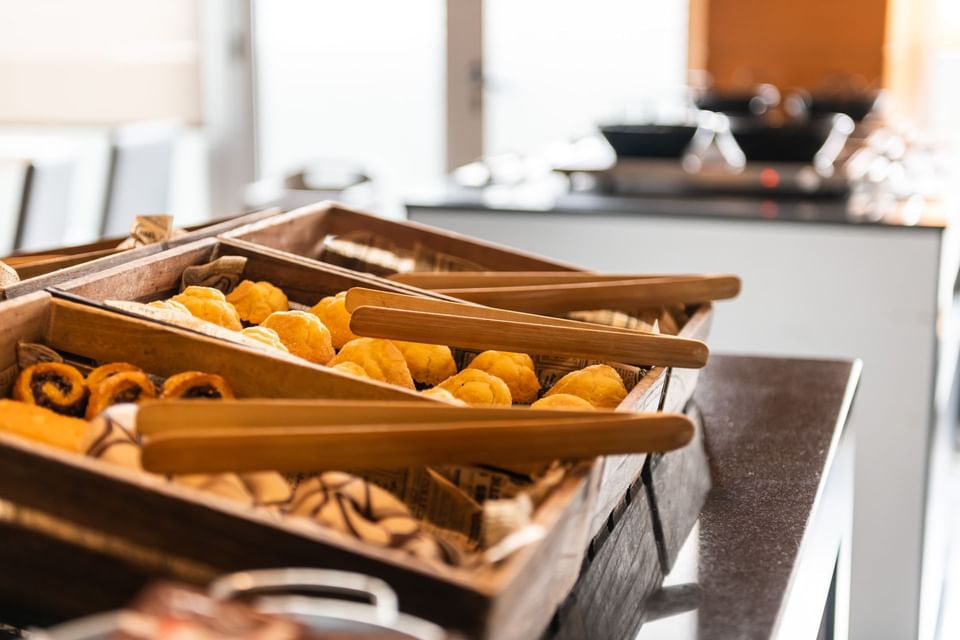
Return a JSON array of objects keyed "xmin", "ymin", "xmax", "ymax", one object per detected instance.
[
  {"xmin": 544, "ymin": 364, "xmax": 628, "ymax": 409},
  {"xmin": 13, "ymin": 362, "xmax": 88, "ymax": 417},
  {"xmin": 393, "ymin": 341, "xmax": 458, "ymax": 387},
  {"xmin": 261, "ymin": 310, "xmax": 335, "ymax": 364},
  {"xmin": 83, "ymin": 404, "xmax": 142, "ymax": 470},
  {"xmin": 86, "ymin": 362, "xmax": 143, "ymax": 389},
  {"xmin": 421, "ymin": 387, "xmax": 465, "ymax": 405},
  {"xmin": 122, "ymin": 583, "xmax": 325, "ymax": 640},
  {"xmin": 435, "ymin": 369, "xmax": 512, "ymax": 406},
  {"xmin": 531, "ymin": 394, "xmax": 595, "ymax": 410},
  {"xmin": 175, "ymin": 471, "xmax": 292, "ymax": 508},
  {"xmin": 175, "ymin": 473, "xmax": 255, "ymax": 505},
  {"xmin": 170, "ymin": 286, "xmax": 242, "ymax": 331},
  {"xmin": 0, "ymin": 400, "xmax": 90, "ymax": 451},
  {"xmin": 85, "ymin": 372, "xmax": 157, "ymax": 419},
  {"xmin": 225, "ymin": 279, "xmax": 289, "ymax": 324},
  {"xmin": 146, "ymin": 299, "xmax": 192, "ymax": 316},
  {"xmin": 161, "ymin": 372, "xmax": 235, "ymax": 400},
  {"xmin": 328, "ymin": 338, "xmax": 415, "ymax": 389},
  {"xmin": 287, "ymin": 472, "xmax": 450, "ymax": 562},
  {"xmin": 466, "ymin": 350, "xmax": 540, "ymax": 404},
  {"xmin": 309, "ymin": 291, "xmax": 357, "ymax": 349},
  {"xmin": 239, "ymin": 326, "xmax": 290, "ymax": 353},
  {"xmin": 331, "ymin": 361, "xmax": 370, "ymax": 379}
]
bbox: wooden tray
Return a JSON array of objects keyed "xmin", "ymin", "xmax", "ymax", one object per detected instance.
[
  {"xmin": 0, "ymin": 291, "xmax": 599, "ymax": 639},
  {"xmin": 224, "ymin": 201, "xmax": 713, "ymax": 566},
  {"xmin": 222, "ymin": 201, "xmax": 581, "ymax": 274},
  {"xmin": 0, "ymin": 208, "xmax": 280, "ymax": 300},
  {"xmin": 51, "ymin": 235, "xmax": 709, "ymax": 540}
]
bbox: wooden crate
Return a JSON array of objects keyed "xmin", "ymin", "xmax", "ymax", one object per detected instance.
[
  {"xmin": 52, "ymin": 233, "xmax": 709, "ymax": 549},
  {"xmin": 225, "ymin": 201, "xmax": 713, "ymax": 571},
  {"xmin": 0, "ymin": 291, "xmax": 600, "ymax": 639},
  {"xmin": 223, "ymin": 201, "xmax": 581, "ymax": 273},
  {"xmin": 0, "ymin": 208, "xmax": 280, "ymax": 300}
]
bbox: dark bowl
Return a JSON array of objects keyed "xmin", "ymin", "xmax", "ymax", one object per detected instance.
[
  {"xmin": 805, "ymin": 93, "xmax": 878, "ymax": 122},
  {"xmin": 695, "ymin": 92, "xmax": 770, "ymax": 116},
  {"xmin": 600, "ymin": 124, "xmax": 698, "ymax": 159},
  {"xmin": 727, "ymin": 115, "xmax": 838, "ymax": 163}
]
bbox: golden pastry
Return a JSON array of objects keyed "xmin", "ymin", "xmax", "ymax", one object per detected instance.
[
  {"xmin": 161, "ymin": 372, "xmax": 235, "ymax": 400},
  {"xmin": 421, "ymin": 387, "xmax": 465, "ymax": 405},
  {"xmin": 83, "ymin": 404, "xmax": 142, "ymax": 470},
  {"xmin": 261, "ymin": 310, "xmax": 335, "ymax": 365},
  {"xmin": 331, "ymin": 361, "xmax": 370, "ymax": 379},
  {"xmin": 86, "ymin": 362, "xmax": 143, "ymax": 390},
  {"xmin": 436, "ymin": 369, "xmax": 512, "ymax": 407},
  {"xmin": 393, "ymin": 341, "xmax": 457, "ymax": 387},
  {"xmin": 531, "ymin": 394, "xmax": 595, "ymax": 410},
  {"xmin": 226, "ymin": 280, "xmax": 289, "ymax": 324},
  {"xmin": 13, "ymin": 362, "xmax": 88, "ymax": 417},
  {"xmin": 466, "ymin": 350, "xmax": 540, "ymax": 404},
  {"xmin": 147, "ymin": 299, "xmax": 192, "ymax": 316},
  {"xmin": 85, "ymin": 372, "xmax": 157, "ymax": 419},
  {"xmin": 0, "ymin": 400, "xmax": 90, "ymax": 452},
  {"xmin": 544, "ymin": 364, "xmax": 628, "ymax": 409},
  {"xmin": 309, "ymin": 291, "xmax": 357, "ymax": 349},
  {"xmin": 171, "ymin": 286, "xmax": 242, "ymax": 331},
  {"xmin": 240, "ymin": 326, "xmax": 290, "ymax": 353},
  {"xmin": 328, "ymin": 338, "xmax": 415, "ymax": 389}
]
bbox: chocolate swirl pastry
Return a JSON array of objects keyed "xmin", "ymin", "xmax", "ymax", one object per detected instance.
[
  {"xmin": 85, "ymin": 372, "xmax": 157, "ymax": 419},
  {"xmin": 83, "ymin": 404, "xmax": 142, "ymax": 470},
  {"xmin": 174, "ymin": 471, "xmax": 292, "ymax": 507},
  {"xmin": 87, "ymin": 362, "xmax": 143, "ymax": 389},
  {"xmin": 13, "ymin": 363, "xmax": 88, "ymax": 417},
  {"xmin": 287, "ymin": 472, "xmax": 458, "ymax": 564},
  {"xmin": 161, "ymin": 372, "xmax": 235, "ymax": 400}
]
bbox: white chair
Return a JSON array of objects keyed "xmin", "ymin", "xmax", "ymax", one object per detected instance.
[
  {"xmin": 101, "ymin": 120, "xmax": 180, "ymax": 237},
  {"xmin": 14, "ymin": 157, "xmax": 77, "ymax": 252}
]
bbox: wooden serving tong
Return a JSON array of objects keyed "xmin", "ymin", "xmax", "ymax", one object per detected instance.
[
  {"xmin": 388, "ymin": 271, "xmax": 741, "ymax": 314},
  {"xmin": 344, "ymin": 288, "xmax": 709, "ymax": 368},
  {"xmin": 138, "ymin": 400, "xmax": 694, "ymax": 474}
]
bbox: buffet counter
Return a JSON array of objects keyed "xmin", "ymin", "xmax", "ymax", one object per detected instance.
[
  {"xmin": 553, "ymin": 355, "xmax": 859, "ymax": 640},
  {"xmin": 407, "ymin": 185, "xmax": 953, "ymax": 639}
]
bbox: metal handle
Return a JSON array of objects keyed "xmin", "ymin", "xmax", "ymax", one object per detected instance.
[{"xmin": 208, "ymin": 568, "xmax": 399, "ymax": 626}]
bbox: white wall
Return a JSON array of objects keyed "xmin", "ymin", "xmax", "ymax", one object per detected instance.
[{"xmin": 483, "ymin": 0, "xmax": 691, "ymax": 156}]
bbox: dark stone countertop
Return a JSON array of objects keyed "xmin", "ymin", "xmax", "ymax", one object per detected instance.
[
  {"xmin": 405, "ymin": 182, "xmax": 947, "ymax": 230},
  {"xmin": 639, "ymin": 355, "xmax": 861, "ymax": 639}
]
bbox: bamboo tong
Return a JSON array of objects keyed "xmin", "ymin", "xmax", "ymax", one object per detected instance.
[
  {"xmin": 138, "ymin": 400, "xmax": 694, "ymax": 474},
  {"xmin": 344, "ymin": 288, "xmax": 709, "ymax": 368},
  {"xmin": 388, "ymin": 271, "xmax": 741, "ymax": 314}
]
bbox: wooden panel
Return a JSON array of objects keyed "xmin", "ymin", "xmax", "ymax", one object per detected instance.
[
  {"xmin": 661, "ymin": 305, "xmax": 714, "ymax": 415},
  {"xmin": 693, "ymin": 0, "xmax": 887, "ymax": 89},
  {"xmin": 549, "ymin": 476, "xmax": 662, "ymax": 640},
  {"xmin": 0, "ymin": 291, "xmax": 50, "ymax": 395},
  {"xmin": 0, "ymin": 523, "xmax": 153, "ymax": 626},
  {"xmin": 483, "ymin": 463, "xmax": 600, "ymax": 640},
  {"xmin": 52, "ymin": 240, "xmax": 216, "ymax": 303},
  {"xmin": 644, "ymin": 404, "xmax": 711, "ymax": 573},
  {"xmin": 225, "ymin": 202, "xmax": 581, "ymax": 272},
  {"xmin": 1, "ymin": 244, "xmax": 167, "ymax": 300},
  {"xmin": 589, "ymin": 367, "xmax": 665, "ymax": 536},
  {"xmin": 46, "ymin": 298, "xmax": 423, "ymax": 402}
]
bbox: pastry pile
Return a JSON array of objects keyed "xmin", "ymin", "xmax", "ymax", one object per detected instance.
[
  {"xmin": 152, "ymin": 280, "xmax": 632, "ymax": 409},
  {"xmin": 0, "ymin": 362, "xmax": 457, "ymax": 565}
]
